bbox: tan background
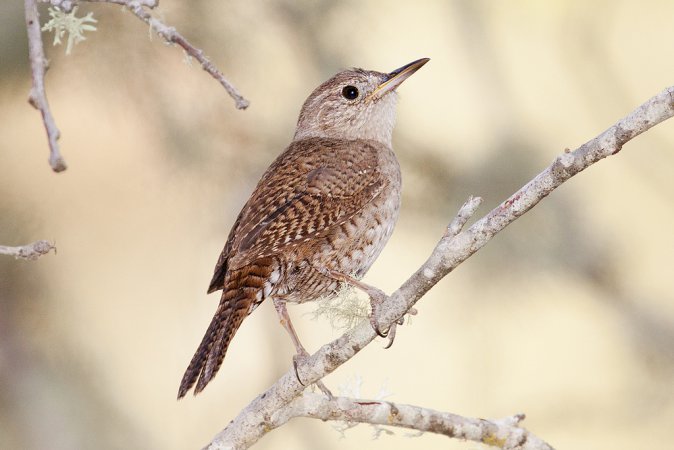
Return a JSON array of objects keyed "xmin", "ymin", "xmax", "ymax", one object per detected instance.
[{"xmin": 1, "ymin": 1, "xmax": 674, "ymax": 449}]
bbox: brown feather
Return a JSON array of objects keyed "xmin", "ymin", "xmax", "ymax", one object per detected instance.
[
  {"xmin": 180, "ymin": 138, "xmax": 400, "ymax": 396},
  {"xmin": 178, "ymin": 59, "xmax": 429, "ymax": 397},
  {"xmin": 178, "ymin": 260, "xmax": 274, "ymax": 398}
]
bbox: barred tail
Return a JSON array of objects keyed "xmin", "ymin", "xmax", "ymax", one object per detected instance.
[{"xmin": 177, "ymin": 261, "xmax": 273, "ymax": 399}]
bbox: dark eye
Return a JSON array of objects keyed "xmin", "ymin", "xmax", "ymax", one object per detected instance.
[{"xmin": 341, "ymin": 85, "xmax": 359, "ymax": 100}]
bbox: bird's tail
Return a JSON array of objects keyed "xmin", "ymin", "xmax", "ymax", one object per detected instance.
[{"xmin": 177, "ymin": 261, "xmax": 274, "ymax": 399}]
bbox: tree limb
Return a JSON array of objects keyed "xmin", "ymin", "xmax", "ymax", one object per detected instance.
[
  {"xmin": 0, "ymin": 240, "xmax": 56, "ymax": 260},
  {"xmin": 204, "ymin": 86, "xmax": 674, "ymax": 449},
  {"xmin": 25, "ymin": 0, "xmax": 66, "ymax": 172},
  {"xmin": 61, "ymin": 0, "xmax": 250, "ymax": 109},
  {"xmin": 267, "ymin": 392, "xmax": 551, "ymax": 450}
]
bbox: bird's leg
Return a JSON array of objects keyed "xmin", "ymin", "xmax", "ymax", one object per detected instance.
[
  {"xmin": 320, "ymin": 268, "xmax": 404, "ymax": 348},
  {"xmin": 272, "ymin": 297, "xmax": 332, "ymax": 398},
  {"xmin": 272, "ymin": 297, "xmax": 306, "ymax": 354}
]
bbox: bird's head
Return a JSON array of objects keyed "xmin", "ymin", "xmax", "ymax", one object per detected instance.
[{"xmin": 294, "ymin": 58, "xmax": 429, "ymax": 147}]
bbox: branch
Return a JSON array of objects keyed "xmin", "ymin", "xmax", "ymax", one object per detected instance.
[
  {"xmin": 0, "ymin": 240, "xmax": 56, "ymax": 260},
  {"xmin": 29, "ymin": 0, "xmax": 249, "ymax": 173},
  {"xmin": 121, "ymin": 1, "xmax": 249, "ymax": 110},
  {"xmin": 45, "ymin": 0, "xmax": 156, "ymax": 10},
  {"xmin": 25, "ymin": 0, "xmax": 66, "ymax": 172},
  {"xmin": 72, "ymin": 0, "xmax": 250, "ymax": 109},
  {"xmin": 205, "ymin": 86, "xmax": 674, "ymax": 449},
  {"xmin": 269, "ymin": 393, "xmax": 551, "ymax": 450}
]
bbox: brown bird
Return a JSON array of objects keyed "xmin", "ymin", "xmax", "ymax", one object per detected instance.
[{"xmin": 178, "ymin": 58, "xmax": 429, "ymax": 399}]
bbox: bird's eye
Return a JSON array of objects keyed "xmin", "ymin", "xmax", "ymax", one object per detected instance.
[{"xmin": 341, "ymin": 85, "xmax": 359, "ymax": 100}]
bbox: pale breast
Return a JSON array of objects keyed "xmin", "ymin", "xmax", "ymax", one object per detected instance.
[{"xmin": 331, "ymin": 145, "xmax": 401, "ymax": 278}]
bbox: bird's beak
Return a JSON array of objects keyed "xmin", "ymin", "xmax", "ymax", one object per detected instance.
[{"xmin": 369, "ymin": 58, "xmax": 430, "ymax": 100}]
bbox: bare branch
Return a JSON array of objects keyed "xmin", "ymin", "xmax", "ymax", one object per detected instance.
[
  {"xmin": 83, "ymin": 0, "xmax": 156, "ymax": 6},
  {"xmin": 74, "ymin": 0, "xmax": 250, "ymax": 109},
  {"xmin": 0, "ymin": 240, "xmax": 56, "ymax": 260},
  {"xmin": 267, "ymin": 393, "xmax": 552, "ymax": 450},
  {"xmin": 205, "ymin": 87, "xmax": 674, "ymax": 449},
  {"xmin": 28, "ymin": 0, "xmax": 248, "ymax": 172},
  {"xmin": 25, "ymin": 0, "xmax": 67, "ymax": 172},
  {"xmin": 446, "ymin": 195, "xmax": 483, "ymax": 238}
]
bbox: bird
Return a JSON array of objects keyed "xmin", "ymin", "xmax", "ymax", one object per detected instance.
[{"xmin": 178, "ymin": 58, "xmax": 429, "ymax": 399}]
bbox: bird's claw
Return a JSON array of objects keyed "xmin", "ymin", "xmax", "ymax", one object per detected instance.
[
  {"xmin": 369, "ymin": 296, "xmax": 418, "ymax": 349},
  {"xmin": 292, "ymin": 353, "xmax": 307, "ymax": 386},
  {"xmin": 368, "ymin": 287, "xmax": 390, "ymax": 338},
  {"xmin": 367, "ymin": 288, "xmax": 400, "ymax": 348},
  {"xmin": 292, "ymin": 351, "xmax": 333, "ymax": 399},
  {"xmin": 369, "ymin": 313, "xmax": 389, "ymax": 338},
  {"xmin": 383, "ymin": 322, "xmax": 397, "ymax": 349}
]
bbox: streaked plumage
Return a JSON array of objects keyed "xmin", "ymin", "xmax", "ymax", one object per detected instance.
[{"xmin": 178, "ymin": 59, "xmax": 428, "ymax": 398}]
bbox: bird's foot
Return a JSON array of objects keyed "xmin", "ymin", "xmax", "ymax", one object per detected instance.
[
  {"xmin": 367, "ymin": 286, "xmax": 389, "ymax": 337},
  {"xmin": 292, "ymin": 350, "xmax": 333, "ymax": 399},
  {"xmin": 367, "ymin": 286, "xmax": 405, "ymax": 348},
  {"xmin": 370, "ymin": 297, "xmax": 418, "ymax": 349},
  {"xmin": 317, "ymin": 267, "xmax": 408, "ymax": 348}
]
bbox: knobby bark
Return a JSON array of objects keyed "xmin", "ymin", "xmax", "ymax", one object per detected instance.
[{"xmin": 0, "ymin": 240, "xmax": 56, "ymax": 260}]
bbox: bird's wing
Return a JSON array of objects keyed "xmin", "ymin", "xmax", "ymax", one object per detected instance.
[
  {"xmin": 207, "ymin": 138, "xmax": 387, "ymax": 292},
  {"xmin": 206, "ymin": 211, "xmax": 244, "ymax": 293}
]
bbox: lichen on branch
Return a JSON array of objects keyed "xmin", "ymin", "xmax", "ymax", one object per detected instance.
[{"xmin": 42, "ymin": 6, "xmax": 97, "ymax": 54}]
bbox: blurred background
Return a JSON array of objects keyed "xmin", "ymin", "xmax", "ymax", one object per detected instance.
[{"xmin": 1, "ymin": 1, "xmax": 674, "ymax": 449}]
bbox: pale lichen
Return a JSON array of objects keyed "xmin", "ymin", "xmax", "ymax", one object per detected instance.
[
  {"xmin": 483, "ymin": 433, "xmax": 507, "ymax": 447},
  {"xmin": 307, "ymin": 285, "xmax": 369, "ymax": 331},
  {"xmin": 331, "ymin": 375, "xmax": 398, "ymax": 440},
  {"xmin": 42, "ymin": 7, "xmax": 97, "ymax": 55}
]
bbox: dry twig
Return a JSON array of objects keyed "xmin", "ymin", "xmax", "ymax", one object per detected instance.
[
  {"xmin": 25, "ymin": 0, "xmax": 66, "ymax": 172},
  {"xmin": 27, "ymin": 0, "xmax": 249, "ymax": 172},
  {"xmin": 0, "ymin": 240, "xmax": 56, "ymax": 260},
  {"xmin": 62, "ymin": 0, "xmax": 250, "ymax": 109},
  {"xmin": 114, "ymin": 1, "xmax": 250, "ymax": 110}
]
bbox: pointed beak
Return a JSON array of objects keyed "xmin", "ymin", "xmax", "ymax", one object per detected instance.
[{"xmin": 369, "ymin": 58, "xmax": 430, "ymax": 100}]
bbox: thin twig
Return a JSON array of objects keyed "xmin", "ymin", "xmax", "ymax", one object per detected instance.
[
  {"xmin": 124, "ymin": 4, "xmax": 249, "ymax": 109},
  {"xmin": 25, "ymin": 0, "xmax": 67, "ymax": 172},
  {"xmin": 84, "ymin": 0, "xmax": 156, "ymax": 6},
  {"xmin": 30, "ymin": 0, "xmax": 248, "ymax": 172},
  {"xmin": 75, "ymin": 0, "xmax": 250, "ymax": 109},
  {"xmin": 205, "ymin": 86, "xmax": 674, "ymax": 449},
  {"xmin": 445, "ymin": 195, "xmax": 483, "ymax": 238},
  {"xmin": 44, "ymin": 0, "xmax": 156, "ymax": 14},
  {"xmin": 0, "ymin": 240, "xmax": 56, "ymax": 260}
]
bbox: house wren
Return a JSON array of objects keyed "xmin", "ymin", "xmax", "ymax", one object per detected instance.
[{"xmin": 178, "ymin": 58, "xmax": 429, "ymax": 398}]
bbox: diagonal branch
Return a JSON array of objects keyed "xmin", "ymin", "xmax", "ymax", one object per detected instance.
[
  {"xmin": 205, "ymin": 86, "xmax": 674, "ymax": 449},
  {"xmin": 25, "ymin": 0, "xmax": 66, "ymax": 172},
  {"xmin": 0, "ymin": 240, "xmax": 56, "ymax": 260},
  {"xmin": 270, "ymin": 392, "xmax": 552, "ymax": 450},
  {"xmin": 126, "ymin": 5, "xmax": 249, "ymax": 109},
  {"xmin": 76, "ymin": 0, "xmax": 250, "ymax": 109}
]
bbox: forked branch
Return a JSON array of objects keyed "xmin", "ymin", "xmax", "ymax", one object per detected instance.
[{"xmin": 26, "ymin": 0, "xmax": 249, "ymax": 172}]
